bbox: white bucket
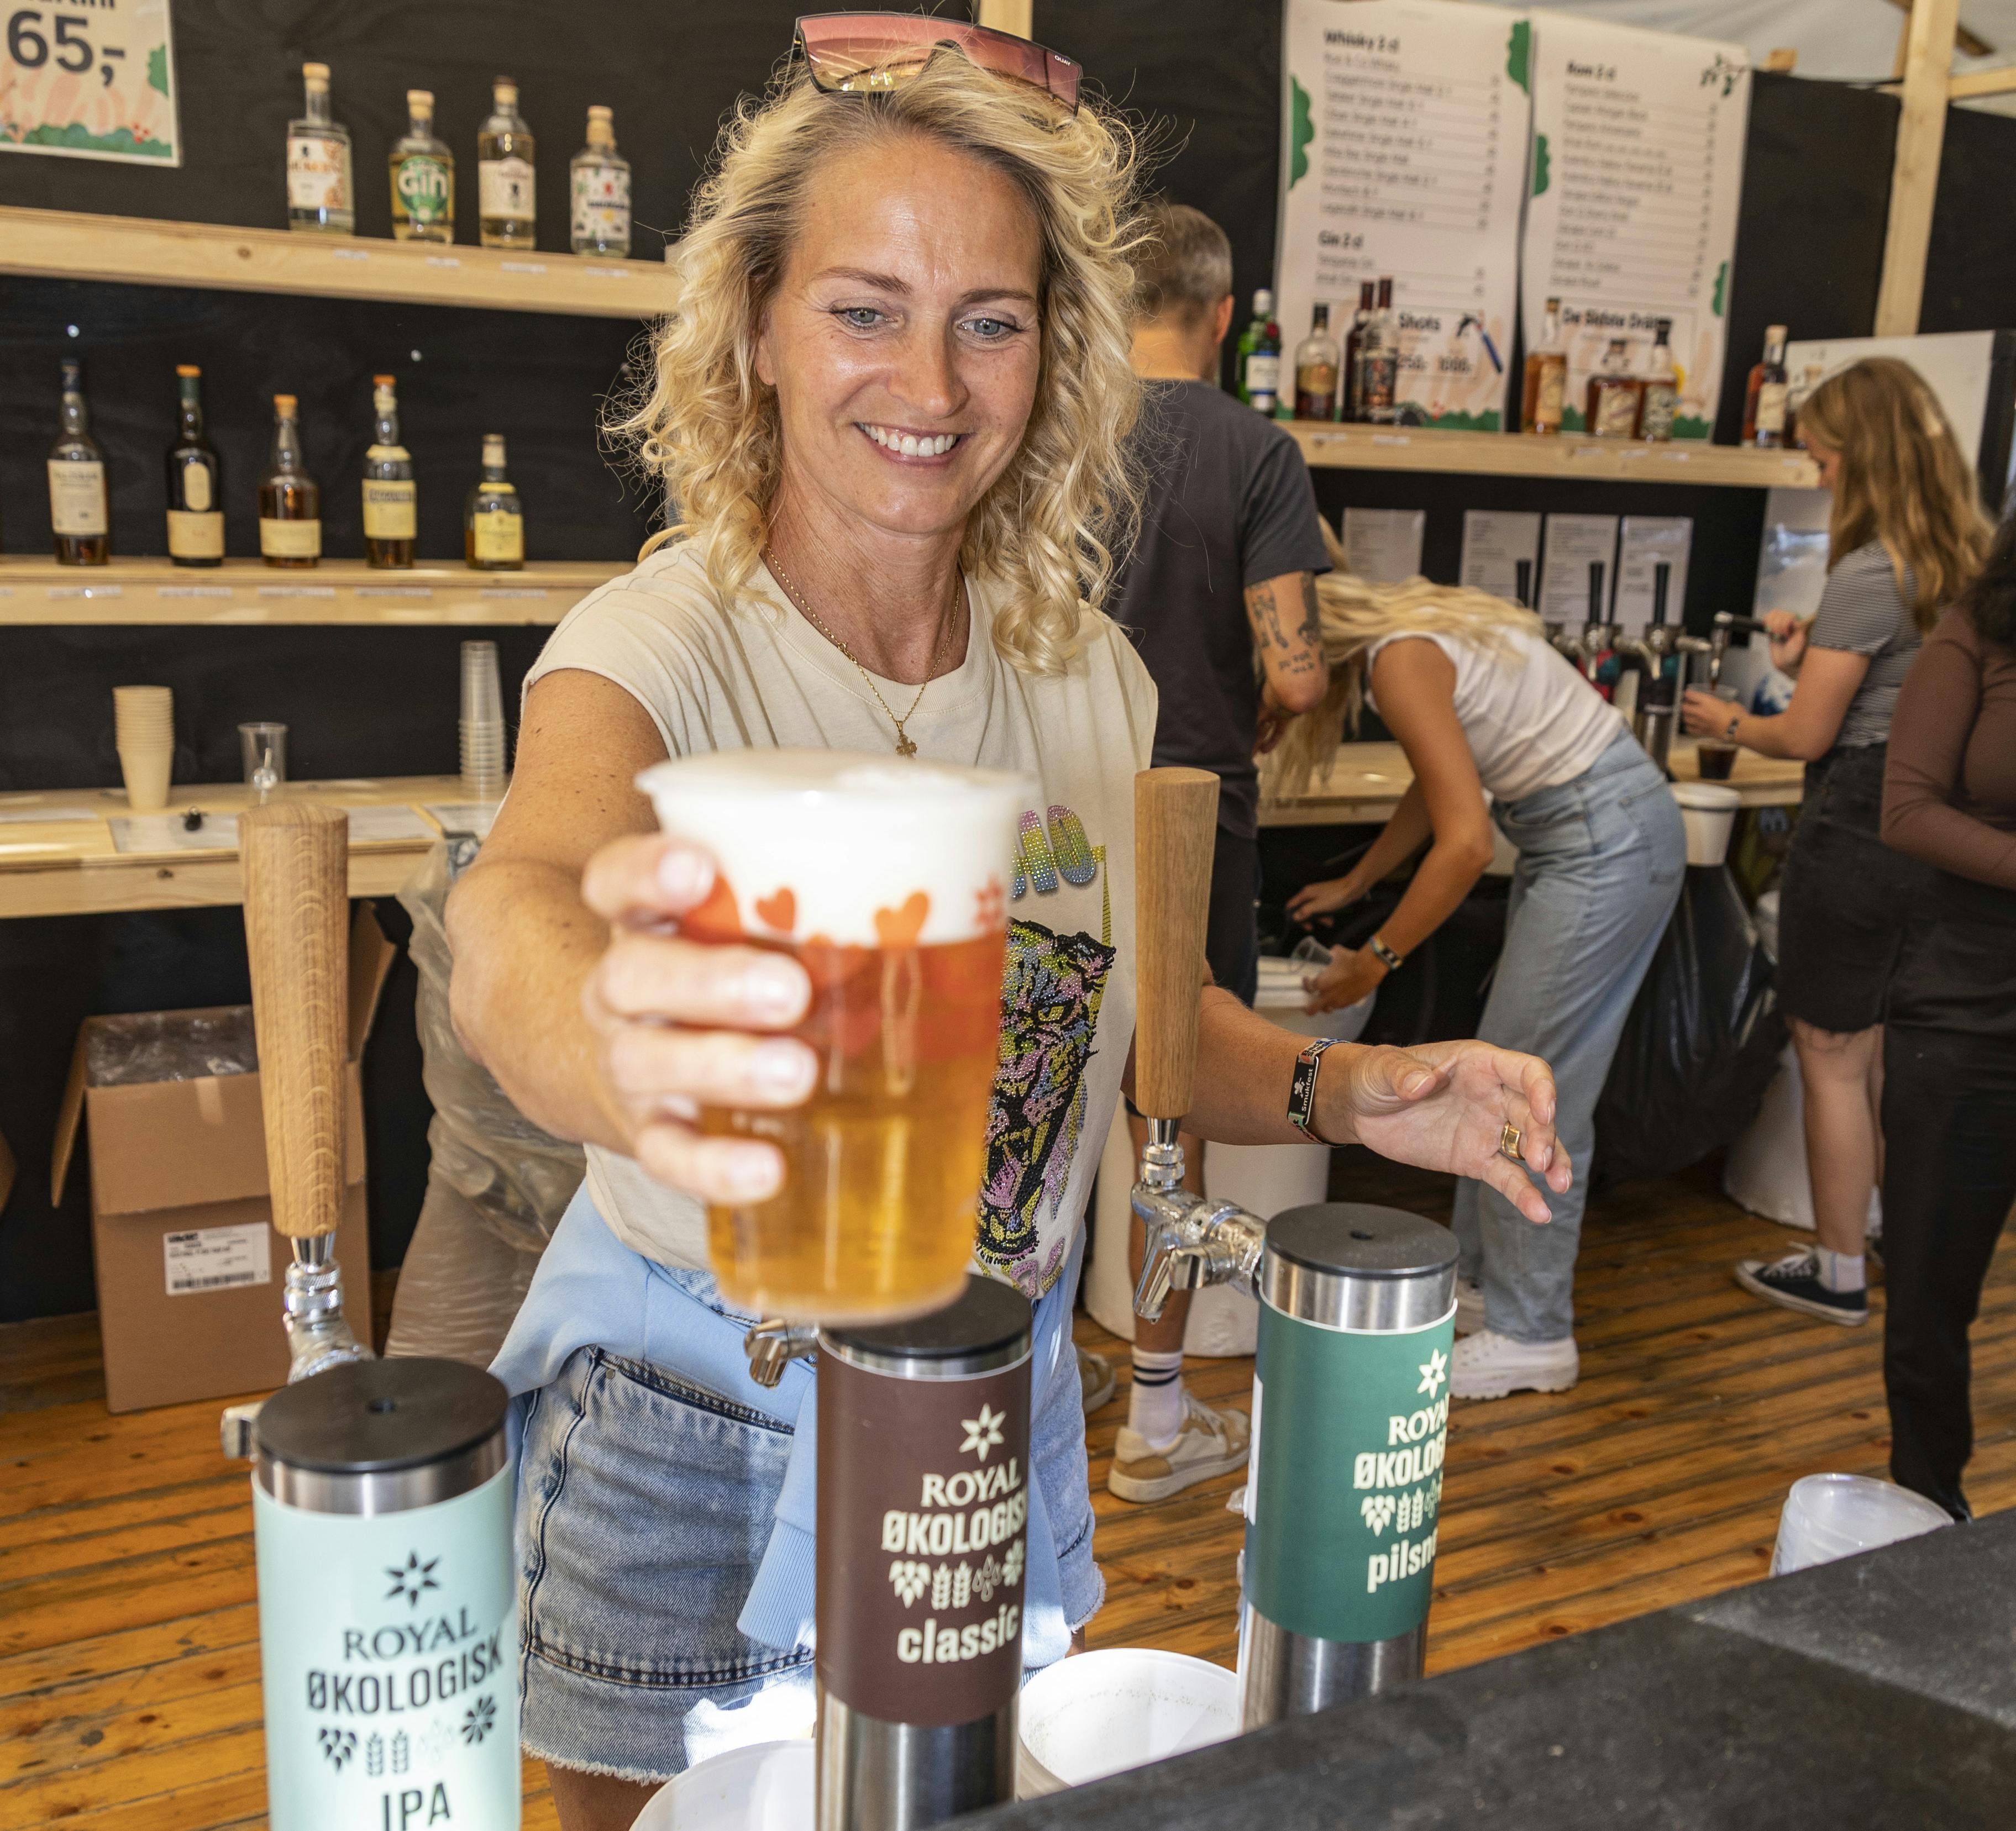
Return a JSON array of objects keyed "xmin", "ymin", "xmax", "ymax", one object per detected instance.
[
  {"xmin": 1770, "ymin": 1473, "xmax": 1951, "ymax": 1576},
  {"xmin": 631, "ymin": 1739, "xmax": 813, "ymax": 1831},
  {"xmin": 1671, "ymin": 781, "xmax": 1742, "ymax": 867},
  {"xmin": 1017, "ymin": 1648, "xmax": 1240, "ymax": 1797}
]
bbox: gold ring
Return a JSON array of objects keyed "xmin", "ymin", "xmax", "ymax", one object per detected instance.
[{"xmin": 1499, "ymin": 1122, "xmax": 1524, "ymax": 1162}]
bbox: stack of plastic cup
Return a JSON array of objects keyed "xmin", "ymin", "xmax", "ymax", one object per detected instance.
[
  {"xmin": 113, "ymin": 686, "xmax": 175, "ymax": 813},
  {"xmin": 1769, "ymin": 1472, "xmax": 1952, "ymax": 1575},
  {"xmin": 460, "ymin": 640, "xmax": 507, "ymax": 803}
]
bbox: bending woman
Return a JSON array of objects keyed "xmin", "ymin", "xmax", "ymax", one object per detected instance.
[
  {"xmin": 1287, "ymin": 534, "xmax": 1684, "ymax": 1401},
  {"xmin": 1682, "ymin": 357, "xmax": 1989, "ymax": 1326},
  {"xmin": 445, "ymin": 34, "xmax": 1569, "ymax": 1831}
]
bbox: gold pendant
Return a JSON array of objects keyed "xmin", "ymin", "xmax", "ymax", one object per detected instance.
[{"xmin": 894, "ymin": 732, "xmax": 918, "ymax": 757}]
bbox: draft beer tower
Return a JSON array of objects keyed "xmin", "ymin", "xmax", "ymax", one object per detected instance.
[{"xmin": 1129, "ymin": 772, "xmax": 1460, "ymax": 1726}]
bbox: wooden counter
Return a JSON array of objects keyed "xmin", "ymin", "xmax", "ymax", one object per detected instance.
[{"xmin": 0, "ymin": 777, "xmax": 480, "ymax": 919}]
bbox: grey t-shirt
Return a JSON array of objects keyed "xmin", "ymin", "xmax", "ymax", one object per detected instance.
[{"xmin": 1811, "ymin": 540, "xmax": 1922, "ymax": 749}]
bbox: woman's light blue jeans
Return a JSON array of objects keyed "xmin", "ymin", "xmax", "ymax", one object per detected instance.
[{"xmin": 1454, "ymin": 732, "xmax": 1686, "ymax": 1343}]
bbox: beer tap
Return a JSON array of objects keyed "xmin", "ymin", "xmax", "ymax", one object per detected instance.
[
  {"xmin": 1708, "ymin": 610, "xmax": 1771, "ymax": 689},
  {"xmin": 1616, "ymin": 561, "xmax": 1681, "ymax": 773},
  {"xmin": 1550, "ymin": 560, "xmax": 1618, "ymax": 687}
]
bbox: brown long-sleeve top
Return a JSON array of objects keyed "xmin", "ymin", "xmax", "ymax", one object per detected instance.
[{"xmin": 1882, "ymin": 606, "xmax": 2016, "ymax": 890}]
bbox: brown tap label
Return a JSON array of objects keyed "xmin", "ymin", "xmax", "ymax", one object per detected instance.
[{"xmin": 816, "ymin": 1350, "xmax": 1030, "ymax": 1727}]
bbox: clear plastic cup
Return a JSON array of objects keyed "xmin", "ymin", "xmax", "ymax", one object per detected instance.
[
  {"xmin": 239, "ymin": 722, "xmax": 287, "ymax": 802},
  {"xmin": 1770, "ymin": 1472, "xmax": 1952, "ymax": 1575}
]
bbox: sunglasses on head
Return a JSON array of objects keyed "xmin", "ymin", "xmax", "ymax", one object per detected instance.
[{"xmin": 793, "ymin": 12, "xmax": 1081, "ymax": 114}]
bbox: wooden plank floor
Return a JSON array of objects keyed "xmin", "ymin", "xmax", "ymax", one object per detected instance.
[{"xmin": 6, "ymin": 1165, "xmax": 2013, "ymax": 1827}]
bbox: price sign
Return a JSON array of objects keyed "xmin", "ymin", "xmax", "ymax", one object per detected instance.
[{"xmin": 2, "ymin": 0, "xmax": 180, "ymax": 165}]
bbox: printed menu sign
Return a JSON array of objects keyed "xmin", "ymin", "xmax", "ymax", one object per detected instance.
[
  {"xmin": 1, "ymin": 0, "xmax": 180, "ymax": 164},
  {"xmin": 1277, "ymin": 0, "xmax": 1530, "ymax": 429},
  {"xmin": 1521, "ymin": 11, "xmax": 1748, "ymax": 440}
]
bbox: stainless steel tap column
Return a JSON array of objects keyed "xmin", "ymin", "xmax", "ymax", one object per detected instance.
[
  {"xmin": 1238, "ymin": 1203, "xmax": 1457, "ymax": 1725},
  {"xmin": 816, "ymin": 1276, "xmax": 1033, "ymax": 1831}
]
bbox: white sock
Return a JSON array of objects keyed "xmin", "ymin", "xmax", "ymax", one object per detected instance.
[
  {"xmin": 1815, "ymin": 1248, "xmax": 1866, "ymax": 1294},
  {"xmin": 1127, "ymin": 1348, "xmax": 1186, "ymax": 1445}
]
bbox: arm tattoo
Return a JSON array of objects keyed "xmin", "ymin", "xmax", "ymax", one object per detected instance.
[{"xmin": 1298, "ymin": 573, "xmax": 1322, "ymax": 646}]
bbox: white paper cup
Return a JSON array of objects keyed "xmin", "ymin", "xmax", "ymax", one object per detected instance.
[
  {"xmin": 1671, "ymin": 781, "xmax": 1741, "ymax": 867},
  {"xmin": 1770, "ymin": 1472, "xmax": 1951, "ymax": 1576},
  {"xmin": 1016, "ymin": 1648, "xmax": 1240, "ymax": 1797},
  {"xmin": 631, "ymin": 1738, "xmax": 813, "ymax": 1831},
  {"xmin": 1254, "ymin": 957, "xmax": 1376, "ymax": 1043}
]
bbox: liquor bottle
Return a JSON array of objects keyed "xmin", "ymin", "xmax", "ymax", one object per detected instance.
[
  {"xmin": 1585, "ymin": 337, "xmax": 1644, "ymax": 439},
  {"xmin": 49, "ymin": 359, "xmax": 109, "ymax": 566},
  {"xmin": 1358, "ymin": 277, "xmax": 1399, "ymax": 424},
  {"xmin": 258, "ymin": 394, "xmax": 322, "ymax": 568},
  {"xmin": 1742, "ymin": 324, "xmax": 1791, "ymax": 448},
  {"xmin": 570, "ymin": 106, "xmax": 631, "ymax": 257},
  {"xmin": 1639, "ymin": 318, "xmax": 1679, "ymax": 443},
  {"xmin": 165, "ymin": 366, "xmax": 224, "ymax": 567},
  {"xmin": 464, "ymin": 434, "xmax": 524, "ymax": 569},
  {"xmin": 286, "ymin": 61, "xmax": 354, "ymax": 234},
  {"xmin": 1294, "ymin": 302, "xmax": 1340, "ymax": 421},
  {"xmin": 477, "ymin": 77, "xmax": 537, "ymax": 249},
  {"xmin": 389, "ymin": 90, "xmax": 455, "ymax": 244},
  {"xmin": 362, "ymin": 375, "xmax": 417, "ymax": 568},
  {"xmin": 1235, "ymin": 288, "xmax": 1281, "ymax": 414},
  {"xmin": 1521, "ymin": 296, "xmax": 1567, "ymax": 435},
  {"xmin": 1341, "ymin": 280, "xmax": 1375, "ymax": 421}
]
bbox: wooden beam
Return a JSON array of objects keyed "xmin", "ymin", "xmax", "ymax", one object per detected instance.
[
  {"xmin": 976, "ymin": 0, "xmax": 1034, "ymax": 36},
  {"xmin": 1875, "ymin": 0, "xmax": 1961, "ymax": 337},
  {"xmin": 1946, "ymin": 64, "xmax": 2016, "ymax": 99},
  {"xmin": 1763, "ymin": 49, "xmax": 1798, "ymax": 73},
  {"xmin": 1884, "ymin": 0, "xmax": 1994, "ymax": 59}
]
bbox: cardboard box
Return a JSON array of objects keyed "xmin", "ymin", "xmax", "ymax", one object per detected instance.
[{"xmin": 51, "ymin": 907, "xmax": 394, "ymax": 1414}]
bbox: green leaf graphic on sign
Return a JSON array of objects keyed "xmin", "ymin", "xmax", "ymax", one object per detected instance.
[
  {"xmin": 1531, "ymin": 132, "xmax": 1550, "ymax": 198},
  {"xmin": 18, "ymin": 123, "xmax": 174, "ymax": 159},
  {"xmin": 1712, "ymin": 261, "xmax": 1728, "ymax": 317},
  {"xmin": 1507, "ymin": 21, "xmax": 1530, "ymax": 92},
  {"xmin": 1289, "ymin": 76, "xmax": 1313, "ymax": 188},
  {"xmin": 149, "ymin": 45, "xmax": 171, "ymax": 97}
]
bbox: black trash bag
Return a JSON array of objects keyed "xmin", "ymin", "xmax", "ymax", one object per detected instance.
[{"xmin": 1592, "ymin": 865, "xmax": 1786, "ymax": 1192}]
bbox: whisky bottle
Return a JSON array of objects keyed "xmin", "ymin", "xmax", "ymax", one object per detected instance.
[
  {"xmin": 1293, "ymin": 302, "xmax": 1340, "ymax": 421},
  {"xmin": 390, "ymin": 90, "xmax": 455, "ymax": 244},
  {"xmin": 1744, "ymin": 325, "xmax": 1791, "ymax": 448},
  {"xmin": 1235, "ymin": 288, "xmax": 1281, "ymax": 414},
  {"xmin": 362, "ymin": 375, "xmax": 417, "ymax": 569},
  {"xmin": 1640, "ymin": 318, "xmax": 1679, "ymax": 443},
  {"xmin": 258, "ymin": 394, "xmax": 322, "ymax": 568},
  {"xmin": 464, "ymin": 434, "xmax": 524, "ymax": 570},
  {"xmin": 570, "ymin": 106, "xmax": 631, "ymax": 256},
  {"xmin": 477, "ymin": 77, "xmax": 536, "ymax": 249},
  {"xmin": 49, "ymin": 359, "xmax": 109, "ymax": 566},
  {"xmin": 1357, "ymin": 277, "xmax": 1399, "ymax": 425},
  {"xmin": 1341, "ymin": 280, "xmax": 1374, "ymax": 421},
  {"xmin": 165, "ymin": 366, "xmax": 224, "ymax": 567},
  {"xmin": 1585, "ymin": 337, "xmax": 1644, "ymax": 439},
  {"xmin": 1520, "ymin": 296, "xmax": 1567, "ymax": 435},
  {"xmin": 286, "ymin": 61, "xmax": 354, "ymax": 235}
]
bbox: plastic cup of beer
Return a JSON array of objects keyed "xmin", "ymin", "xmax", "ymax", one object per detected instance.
[{"xmin": 636, "ymin": 748, "xmax": 1031, "ymax": 1324}]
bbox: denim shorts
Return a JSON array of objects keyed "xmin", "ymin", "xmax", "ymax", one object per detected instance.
[{"xmin": 513, "ymin": 1252, "xmax": 1098, "ymax": 1782}]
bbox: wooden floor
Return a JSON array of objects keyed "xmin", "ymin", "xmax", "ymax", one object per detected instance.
[{"xmin": 7, "ymin": 1164, "xmax": 2014, "ymax": 1828}]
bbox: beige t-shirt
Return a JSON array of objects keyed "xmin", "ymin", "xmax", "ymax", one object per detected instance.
[{"xmin": 524, "ymin": 541, "xmax": 1157, "ymax": 1300}]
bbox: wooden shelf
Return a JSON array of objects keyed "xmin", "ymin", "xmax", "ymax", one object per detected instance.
[
  {"xmin": 1284, "ymin": 420, "xmax": 1821, "ymax": 490},
  {"xmin": 0, "ymin": 557, "xmax": 624, "ymax": 625},
  {"xmin": 0, "ymin": 205, "xmax": 677, "ymax": 319}
]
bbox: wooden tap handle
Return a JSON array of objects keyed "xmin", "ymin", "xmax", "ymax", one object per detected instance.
[
  {"xmin": 242, "ymin": 803, "xmax": 349, "ymax": 1240},
  {"xmin": 1134, "ymin": 767, "xmax": 1220, "ymax": 1122}
]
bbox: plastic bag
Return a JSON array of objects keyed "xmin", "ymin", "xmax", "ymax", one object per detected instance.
[{"xmin": 1592, "ymin": 865, "xmax": 1786, "ymax": 1191}]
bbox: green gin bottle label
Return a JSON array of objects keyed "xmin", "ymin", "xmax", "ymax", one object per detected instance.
[{"xmin": 397, "ymin": 155, "xmax": 451, "ymax": 225}]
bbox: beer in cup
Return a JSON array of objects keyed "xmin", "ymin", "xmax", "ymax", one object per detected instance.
[{"xmin": 637, "ymin": 749, "xmax": 1029, "ymax": 1323}]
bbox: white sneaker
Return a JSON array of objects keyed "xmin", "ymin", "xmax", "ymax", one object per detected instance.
[
  {"xmin": 1451, "ymin": 1328, "xmax": 1578, "ymax": 1400},
  {"xmin": 1077, "ymin": 1344, "xmax": 1117, "ymax": 1413},
  {"xmin": 1454, "ymin": 1276, "xmax": 1485, "ymax": 1335},
  {"xmin": 1107, "ymin": 1390, "xmax": 1251, "ymax": 1503}
]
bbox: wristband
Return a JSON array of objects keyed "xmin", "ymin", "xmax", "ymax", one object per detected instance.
[
  {"xmin": 1367, "ymin": 932, "xmax": 1404, "ymax": 972},
  {"xmin": 1724, "ymin": 711, "xmax": 1742, "ymax": 741},
  {"xmin": 1288, "ymin": 1036, "xmax": 1339, "ymax": 1143}
]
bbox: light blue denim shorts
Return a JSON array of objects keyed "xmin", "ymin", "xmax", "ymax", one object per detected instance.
[{"xmin": 514, "ymin": 1250, "xmax": 1098, "ymax": 1782}]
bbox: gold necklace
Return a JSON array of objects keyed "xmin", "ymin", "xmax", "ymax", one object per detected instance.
[{"xmin": 766, "ymin": 549, "xmax": 962, "ymax": 758}]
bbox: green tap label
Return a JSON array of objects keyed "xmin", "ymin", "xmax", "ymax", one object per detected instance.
[{"xmin": 1244, "ymin": 1295, "xmax": 1454, "ymax": 1646}]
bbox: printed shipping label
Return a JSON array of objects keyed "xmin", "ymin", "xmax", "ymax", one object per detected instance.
[
  {"xmin": 164, "ymin": 1222, "xmax": 272, "ymax": 1296},
  {"xmin": 48, "ymin": 461, "xmax": 108, "ymax": 536}
]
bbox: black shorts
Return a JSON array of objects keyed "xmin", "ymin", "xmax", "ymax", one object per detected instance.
[
  {"xmin": 1205, "ymin": 825, "xmax": 1260, "ymax": 1007},
  {"xmin": 1775, "ymin": 744, "xmax": 1933, "ymax": 1035}
]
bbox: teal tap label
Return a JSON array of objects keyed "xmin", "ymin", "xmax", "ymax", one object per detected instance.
[
  {"xmin": 253, "ymin": 1464, "xmax": 519, "ymax": 1831},
  {"xmin": 1244, "ymin": 1295, "xmax": 1455, "ymax": 1646}
]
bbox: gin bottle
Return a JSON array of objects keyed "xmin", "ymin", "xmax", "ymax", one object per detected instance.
[
  {"xmin": 477, "ymin": 78, "xmax": 537, "ymax": 249},
  {"xmin": 390, "ymin": 90, "xmax": 455, "ymax": 244},
  {"xmin": 286, "ymin": 62, "xmax": 354, "ymax": 234},
  {"xmin": 570, "ymin": 107, "xmax": 632, "ymax": 256}
]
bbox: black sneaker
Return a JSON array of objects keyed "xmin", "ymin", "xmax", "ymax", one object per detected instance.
[{"xmin": 1735, "ymin": 1250, "xmax": 1868, "ymax": 1325}]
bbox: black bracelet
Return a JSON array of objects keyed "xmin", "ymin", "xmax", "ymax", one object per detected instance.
[{"xmin": 1288, "ymin": 1036, "xmax": 1338, "ymax": 1143}]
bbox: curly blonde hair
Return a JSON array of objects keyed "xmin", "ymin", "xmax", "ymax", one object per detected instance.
[{"xmin": 618, "ymin": 54, "xmax": 1147, "ymax": 674}]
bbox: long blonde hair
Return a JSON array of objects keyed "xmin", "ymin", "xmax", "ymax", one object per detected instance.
[
  {"xmin": 1267, "ymin": 523, "xmax": 1542, "ymax": 796},
  {"xmin": 618, "ymin": 54, "xmax": 1146, "ymax": 674},
  {"xmin": 1796, "ymin": 356, "xmax": 1991, "ymax": 628}
]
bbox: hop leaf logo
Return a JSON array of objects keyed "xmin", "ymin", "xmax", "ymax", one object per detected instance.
[
  {"xmin": 1001, "ymin": 1538, "xmax": 1025, "ymax": 1587},
  {"xmin": 1361, "ymin": 1494, "xmax": 1397, "ymax": 1537},
  {"xmin": 959, "ymin": 1403, "xmax": 1006, "ymax": 1462},
  {"xmin": 888, "ymin": 1560, "xmax": 930, "ymax": 1607},
  {"xmin": 318, "ymin": 1727, "xmax": 358, "ymax": 1771},
  {"xmin": 461, "ymin": 1695, "xmax": 497, "ymax": 1746},
  {"xmin": 1417, "ymin": 1349, "xmax": 1448, "ymax": 1399},
  {"xmin": 385, "ymin": 1549, "xmax": 441, "ymax": 1609}
]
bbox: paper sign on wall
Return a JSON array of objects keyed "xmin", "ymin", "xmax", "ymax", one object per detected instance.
[
  {"xmin": 1277, "ymin": 0, "xmax": 1530, "ymax": 429},
  {"xmin": 1343, "ymin": 507, "xmax": 1427, "ymax": 583},
  {"xmin": 1, "ymin": 0, "xmax": 180, "ymax": 165},
  {"xmin": 1540, "ymin": 512, "xmax": 1618, "ymax": 622},
  {"xmin": 1521, "ymin": 11, "xmax": 1747, "ymax": 440},
  {"xmin": 1460, "ymin": 510, "xmax": 1542, "ymax": 602},
  {"xmin": 1614, "ymin": 516, "xmax": 1693, "ymax": 632}
]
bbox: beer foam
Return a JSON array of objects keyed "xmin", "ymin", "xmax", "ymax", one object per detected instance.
[{"xmin": 638, "ymin": 748, "xmax": 1032, "ymax": 946}]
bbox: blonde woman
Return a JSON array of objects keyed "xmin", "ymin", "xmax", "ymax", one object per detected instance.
[
  {"xmin": 1288, "ymin": 535, "xmax": 1684, "ymax": 1399},
  {"xmin": 444, "ymin": 22, "xmax": 1568, "ymax": 1823},
  {"xmin": 1682, "ymin": 357, "xmax": 1991, "ymax": 1328}
]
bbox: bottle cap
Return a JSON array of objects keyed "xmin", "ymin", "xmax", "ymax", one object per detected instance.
[
  {"xmin": 275, "ymin": 393, "xmax": 298, "ymax": 413},
  {"xmin": 1766, "ymin": 324, "xmax": 1788, "ymax": 340},
  {"xmin": 494, "ymin": 77, "xmax": 518, "ymax": 104},
  {"xmin": 176, "ymin": 364, "xmax": 201, "ymax": 378},
  {"xmin": 1254, "ymin": 287, "xmax": 1274, "ymax": 313},
  {"xmin": 61, "ymin": 357, "xmax": 82, "ymax": 385},
  {"xmin": 587, "ymin": 104, "xmax": 612, "ymax": 122},
  {"xmin": 373, "ymin": 372, "xmax": 396, "ymax": 387},
  {"xmin": 407, "ymin": 88, "xmax": 434, "ymax": 113},
  {"xmin": 1546, "ymin": 294, "xmax": 1561, "ymax": 310},
  {"xmin": 483, "ymin": 433, "xmax": 506, "ymax": 459},
  {"xmin": 303, "ymin": 61, "xmax": 330, "ymax": 85}
]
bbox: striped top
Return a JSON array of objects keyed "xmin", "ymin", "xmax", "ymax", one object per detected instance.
[{"xmin": 1811, "ymin": 540, "xmax": 1922, "ymax": 749}]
